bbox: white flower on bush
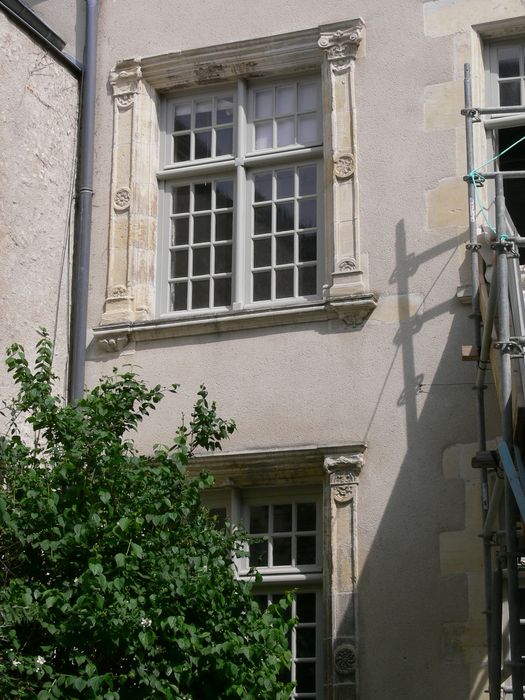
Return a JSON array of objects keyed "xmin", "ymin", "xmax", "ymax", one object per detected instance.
[
  {"xmin": 140, "ymin": 617, "xmax": 152, "ymax": 628},
  {"xmin": 12, "ymin": 659, "xmax": 21, "ymax": 667},
  {"xmin": 35, "ymin": 655, "xmax": 45, "ymax": 671}
]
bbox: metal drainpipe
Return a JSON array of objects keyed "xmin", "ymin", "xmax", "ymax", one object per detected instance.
[{"xmin": 68, "ymin": 0, "xmax": 98, "ymax": 403}]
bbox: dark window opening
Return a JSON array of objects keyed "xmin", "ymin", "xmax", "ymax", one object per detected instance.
[{"xmin": 498, "ymin": 126, "xmax": 525, "ymax": 240}]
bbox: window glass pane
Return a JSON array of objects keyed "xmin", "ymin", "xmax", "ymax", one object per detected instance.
[
  {"xmin": 277, "ymin": 118, "xmax": 295, "ymax": 147},
  {"xmin": 215, "ymin": 212, "xmax": 233, "ymax": 241},
  {"xmin": 195, "ymin": 100, "xmax": 212, "ymax": 128},
  {"xmin": 172, "ymin": 249, "xmax": 188, "ymax": 278},
  {"xmin": 297, "ymin": 502, "xmax": 316, "ymax": 531},
  {"xmin": 195, "ymin": 130, "xmax": 212, "ymax": 159},
  {"xmin": 298, "ymin": 232, "xmax": 317, "ymax": 262},
  {"xmin": 173, "ymin": 185, "xmax": 190, "ymax": 213},
  {"xmin": 170, "ymin": 281, "xmax": 187, "ymax": 311},
  {"xmin": 299, "ymin": 266, "xmax": 317, "ymax": 296},
  {"xmin": 216, "ymin": 127, "xmax": 233, "ymax": 156},
  {"xmin": 498, "ymin": 46, "xmax": 521, "ymax": 78},
  {"xmin": 500, "ymin": 80, "xmax": 521, "ymax": 106},
  {"xmin": 296, "ymin": 628, "xmax": 316, "ymax": 659},
  {"xmin": 171, "ymin": 217, "xmax": 189, "ymax": 246},
  {"xmin": 214, "ymin": 277, "xmax": 231, "ymax": 307},
  {"xmin": 273, "ymin": 536, "xmax": 292, "ymax": 565},
  {"xmin": 255, "ymin": 122, "xmax": 273, "ymax": 150},
  {"xmin": 193, "ymin": 214, "xmax": 211, "ymax": 243},
  {"xmin": 296, "ymin": 593, "xmax": 316, "ymax": 622},
  {"xmin": 255, "ymin": 89, "xmax": 273, "ymax": 118},
  {"xmin": 195, "ymin": 183, "xmax": 212, "ymax": 210},
  {"xmin": 193, "ymin": 247, "xmax": 210, "ymax": 276},
  {"xmin": 273, "ymin": 504, "xmax": 292, "ymax": 532},
  {"xmin": 174, "ymin": 103, "xmax": 191, "ymax": 131},
  {"xmin": 216, "ymin": 180, "xmax": 234, "ymax": 208},
  {"xmin": 249, "ymin": 539, "xmax": 268, "ymax": 567},
  {"xmin": 276, "ymin": 268, "xmax": 294, "ymax": 298},
  {"xmin": 191, "ymin": 279, "xmax": 209, "ymax": 308},
  {"xmin": 298, "ymin": 165, "xmax": 316, "ymax": 196},
  {"xmin": 298, "ymin": 114, "xmax": 318, "ymax": 143},
  {"xmin": 276, "ymin": 202, "xmax": 294, "ymax": 231},
  {"xmin": 250, "ymin": 505, "xmax": 269, "ymax": 533},
  {"xmin": 276, "ymin": 86, "xmax": 294, "ymax": 115},
  {"xmin": 254, "ymin": 205, "xmax": 272, "ymax": 234},
  {"xmin": 276, "ymin": 235, "xmax": 294, "ymax": 264},
  {"xmin": 216, "ymin": 96, "xmax": 234, "ymax": 124},
  {"xmin": 299, "ymin": 200, "xmax": 317, "ymax": 229},
  {"xmin": 214, "ymin": 244, "xmax": 232, "ymax": 273},
  {"xmin": 254, "ymin": 173, "xmax": 272, "ymax": 202},
  {"xmin": 298, "ymin": 83, "xmax": 317, "ymax": 112},
  {"xmin": 174, "ymin": 134, "xmax": 191, "ymax": 162},
  {"xmin": 296, "ymin": 662, "xmax": 316, "ymax": 693},
  {"xmin": 296, "ymin": 535, "xmax": 316, "ymax": 565},
  {"xmin": 254, "ymin": 238, "xmax": 272, "ymax": 268},
  {"xmin": 253, "ymin": 270, "xmax": 271, "ymax": 301},
  {"xmin": 276, "ymin": 169, "xmax": 294, "ymax": 199}
]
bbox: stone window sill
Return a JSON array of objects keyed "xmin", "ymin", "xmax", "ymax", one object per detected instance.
[{"xmin": 93, "ymin": 293, "xmax": 377, "ymax": 353}]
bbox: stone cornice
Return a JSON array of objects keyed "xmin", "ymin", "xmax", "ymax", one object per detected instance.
[
  {"xmin": 187, "ymin": 443, "xmax": 366, "ymax": 487},
  {"xmin": 113, "ymin": 19, "xmax": 364, "ymax": 92}
]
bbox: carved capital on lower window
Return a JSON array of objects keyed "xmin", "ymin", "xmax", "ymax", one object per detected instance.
[{"xmin": 110, "ymin": 60, "xmax": 142, "ymax": 109}]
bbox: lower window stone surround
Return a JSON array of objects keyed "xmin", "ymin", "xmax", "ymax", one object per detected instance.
[{"xmin": 188, "ymin": 443, "xmax": 365, "ymax": 700}]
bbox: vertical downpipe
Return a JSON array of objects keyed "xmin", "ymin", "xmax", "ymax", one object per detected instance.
[{"xmin": 68, "ymin": 0, "xmax": 98, "ymax": 403}]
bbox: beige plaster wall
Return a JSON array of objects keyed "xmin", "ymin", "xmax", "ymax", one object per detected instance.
[
  {"xmin": 0, "ymin": 10, "xmax": 78, "ymax": 402},
  {"xmin": 22, "ymin": 0, "xmax": 525, "ymax": 697}
]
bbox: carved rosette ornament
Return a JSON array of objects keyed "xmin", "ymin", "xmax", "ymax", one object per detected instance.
[
  {"xmin": 114, "ymin": 187, "xmax": 131, "ymax": 212},
  {"xmin": 334, "ymin": 151, "xmax": 356, "ymax": 180},
  {"xmin": 109, "ymin": 285, "xmax": 128, "ymax": 298},
  {"xmin": 335, "ymin": 644, "xmax": 357, "ymax": 676},
  {"xmin": 318, "ymin": 24, "xmax": 364, "ymax": 73},
  {"xmin": 338, "ymin": 257, "xmax": 357, "ymax": 272},
  {"xmin": 109, "ymin": 62, "xmax": 142, "ymax": 110}
]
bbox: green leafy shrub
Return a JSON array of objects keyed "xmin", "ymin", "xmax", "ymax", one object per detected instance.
[{"xmin": 0, "ymin": 332, "xmax": 293, "ymax": 699}]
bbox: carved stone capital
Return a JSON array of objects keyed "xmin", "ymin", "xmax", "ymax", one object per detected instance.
[
  {"xmin": 324, "ymin": 454, "xmax": 364, "ymax": 501},
  {"xmin": 96, "ymin": 334, "xmax": 130, "ymax": 354},
  {"xmin": 318, "ymin": 24, "xmax": 364, "ymax": 72},
  {"xmin": 110, "ymin": 60, "xmax": 142, "ymax": 109}
]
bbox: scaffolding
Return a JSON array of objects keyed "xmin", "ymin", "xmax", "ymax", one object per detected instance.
[{"xmin": 464, "ymin": 63, "xmax": 525, "ymax": 699}]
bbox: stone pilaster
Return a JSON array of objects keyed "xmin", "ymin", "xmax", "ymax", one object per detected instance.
[
  {"xmin": 318, "ymin": 23, "xmax": 366, "ymax": 297},
  {"xmin": 323, "ymin": 452, "xmax": 363, "ymax": 699},
  {"xmin": 101, "ymin": 60, "xmax": 159, "ymax": 325}
]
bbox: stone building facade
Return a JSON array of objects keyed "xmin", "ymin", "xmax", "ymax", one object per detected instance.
[{"xmin": 9, "ymin": 0, "xmax": 525, "ymax": 697}]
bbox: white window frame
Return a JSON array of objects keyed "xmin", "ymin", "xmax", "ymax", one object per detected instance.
[
  {"xmin": 201, "ymin": 485, "xmax": 324, "ymax": 699},
  {"xmin": 157, "ymin": 77, "xmax": 324, "ymax": 317},
  {"xmin": 95, "ymin": 20, "xmax": 376, "ymax": 350}
]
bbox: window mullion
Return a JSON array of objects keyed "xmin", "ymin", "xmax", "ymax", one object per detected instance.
[{"xmin": 233, "ymin": 78, "xmax": 248, "ymax": 310}]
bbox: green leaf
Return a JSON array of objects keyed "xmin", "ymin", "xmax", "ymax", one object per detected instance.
[
  {"xmin": 99, "ymin": 491, "xmax": 111, "ymax": 504},
  {"xmin": 130, "ymin": 542, "xmax": 143, "ymax": 558},
  {"xmin": 117, "ymin": 517, "xmax": 130, "ymax": 531},
  {"xmin": 115, "ymin": 553, "xmax": 126, "ymax": 567},
  {"xmin": 89, "ymin": 562, "xmax": 103, "ymax": 576}
]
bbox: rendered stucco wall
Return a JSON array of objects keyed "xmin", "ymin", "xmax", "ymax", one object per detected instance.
[{"xmin": 0, "ymin": 10, "xmax": 78, "ymax": 401}]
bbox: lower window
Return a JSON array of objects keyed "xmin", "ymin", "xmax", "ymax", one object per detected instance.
[{"xmin": 204, "ymin": 489, "xmax": 324, "ymax": 698}]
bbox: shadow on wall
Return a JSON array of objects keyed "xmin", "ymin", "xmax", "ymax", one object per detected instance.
[{"xmin": 348, "ymin": 219, "xmax": 490, "ymax": 700}]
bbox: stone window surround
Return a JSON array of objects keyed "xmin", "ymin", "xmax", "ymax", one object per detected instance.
[
  {"xmin": 189, "ymin": 442, "xmax": 365, "ymax": 700},
  {"xmin": 94, "ymin": 19, "xmax": 377, "ymax": 353}
]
